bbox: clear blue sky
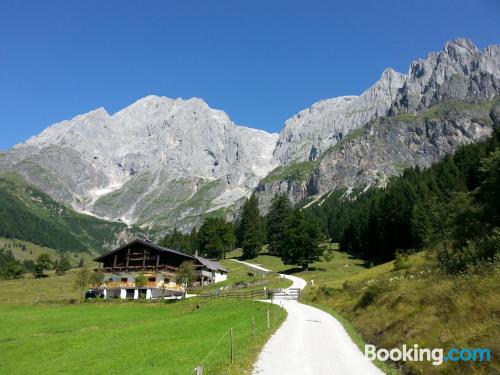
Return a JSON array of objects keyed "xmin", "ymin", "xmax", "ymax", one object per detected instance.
[{"xmin": 1, "ymin": 0, "xmax": 499, "ymax": 150}]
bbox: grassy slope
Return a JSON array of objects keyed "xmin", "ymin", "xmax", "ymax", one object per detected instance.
[
  {"xmin": 0, "ymin": 269, "xmax": 84, "ymax": 303},
  {"xmin": 190, "ymin": 254, "xmax": 292, "ymax": 295},
  {"xmin": 0, "ymin": 172, "xmax": 127, "ymax": 253},
  {"xmin": 260, "ymin": 160, "xmax": 317, "ymax": 184},
  {"xmin": 0, "ymin": 299, "xmax": 286, "ymax": 375},
  {"xmin": 0, "ymin": 237, "xmax": 98, "ymax": 267},
  {"xmin": 305, "ymin": 253, "xmax": 499, "ymax": 375},
  {"xmin": 245, "ymin": 249, "xmax": 499, "ymax": 374},
  {"xmin": 226, "ymin": 244, "xmax": 369, "ymax": 288}
]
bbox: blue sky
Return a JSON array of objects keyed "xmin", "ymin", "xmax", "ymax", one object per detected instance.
[{"xmin": 1, "ymin": 0, "xmax": 499, "ymax": 150}]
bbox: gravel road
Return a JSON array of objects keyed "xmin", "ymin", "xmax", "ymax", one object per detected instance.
[{"xmin": 231, "ymin": 259, "xmax": 384, "ymax": 375}]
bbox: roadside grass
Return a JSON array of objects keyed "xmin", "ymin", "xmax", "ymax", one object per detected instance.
[
  {"xmin": 231, "ymin": 246, "xmax": 499, "ymax": 374},
  {"xmin": 0, "ymin": 299, "xmax": 286, "ymax": 375},
  {"xmin": 226, "ymin": 247, "xmax": 398, "ymax": 373},
  {"xmin": 305, "ymin": 252, "xmax": 500, "ymax": 375}
]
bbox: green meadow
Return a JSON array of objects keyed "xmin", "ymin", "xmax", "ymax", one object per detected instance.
[{"xmin": 0, "ymin": 299, "xmax": 285, "ymax": 375}]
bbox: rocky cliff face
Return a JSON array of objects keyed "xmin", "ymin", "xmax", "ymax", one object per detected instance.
[
  {"xmin": 0, "ymin": 96, "xmax": 278, "ymax": 229},
  {"xmin": 2, "ymin": 39, "xmax": 499, "ymax": 228},
  {"xmin": 391, "ymin": 39, "xmax": 500, "ymax": 114},
  {"xmin": 273, "ymin": 68, "xmax": 405, "ymax": 164},
  {"xmin": 256, "ymin": 39, "xmax": 500, "ymax": 212},
  {"xmin": 310, "ymin": 101, "xmax": 498, "ymax": 196}
]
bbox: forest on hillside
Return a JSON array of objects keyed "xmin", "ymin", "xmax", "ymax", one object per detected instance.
[{"xmin": 303, "ymin": 128, "xmax": 500, "ymax": 273}]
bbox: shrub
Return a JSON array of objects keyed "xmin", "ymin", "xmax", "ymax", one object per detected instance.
[
  {"xmin": 134, "ymin": 273, "xmax": 147, "ymax": 287},
  {"xmin": 393, "ymin": 251, "xmax": 410, "ymax": 271},
  {"xmin": 318, "ymin": 285, "xmax": 336, "ymax": 297},
  {"xmin": 437, "ymin": 229, "xmax": 500, "ymax": 274},
  {"xmin": 356, "ymin": 283, "xmax": 386, "ymax": 309}
]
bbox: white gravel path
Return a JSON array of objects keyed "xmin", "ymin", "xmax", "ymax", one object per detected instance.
[{"xmin": 231, "ymin": 259, "xmax": 384, "ymax": 375}]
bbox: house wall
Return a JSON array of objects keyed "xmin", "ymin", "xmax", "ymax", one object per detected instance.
[
  {"xmin": 103, "ymin": 273, "xmax": 164, "ymax": 284},
  {"xmin": 214, "ymin": 272, "xmax": 227, "ymax": 283}
]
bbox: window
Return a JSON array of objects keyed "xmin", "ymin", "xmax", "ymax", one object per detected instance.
[
  {"xmin": 148, "ymin": 277, "xmax": 156, "ymax": 282},
  {"xmin": 121, "ymin": 277, "xmax": 128, "ymax": 283},
  {"xmin": 108, "ymin": 278, "xmax": 113, "ymax": 282}
]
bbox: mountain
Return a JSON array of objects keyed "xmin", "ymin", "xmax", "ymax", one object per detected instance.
[
  {"xmin": 0, "ymin": 173, "xmax": 128, "ymax": 252},
  {"xmin": 1, "ymin": 38, "xmax": 499, "ymax": 230},
  {"xmin": 273, "ymin": 68, "xmax": 405, "ymax": 165},
  {"xmin": 0, "ymin": 97, "xmax": 278, "ymax": 230},
  {"xmin": 256, "ymin": 39, "xmax": 500, "ymax": 212}
]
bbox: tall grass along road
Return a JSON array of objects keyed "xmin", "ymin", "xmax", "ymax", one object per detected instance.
[{"xmin": 231, "ymin": 259, "xmax": 383, "ymax": 375}]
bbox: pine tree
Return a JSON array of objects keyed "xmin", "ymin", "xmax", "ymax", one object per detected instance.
[
  {"xmin": 281, "ymin": 209, "xmax": 323, "ymax": 270},
  {"xmin": 198, "ymin": 218, "xmax": 235, "ymax": 259},
  {"xmin": 33, "ymin": 253, "xmax": 52, "ymax": 278},
  {"xmin": 55, "ymin": 255, "xmax": 72, "ymax": 275},
  {"xmin": 239, "ymin": 194, "xmax": 264, "ymax": 259},
  {"xmin": 266, "ymin": 194, "xmax": 292, "ymax": 256}
]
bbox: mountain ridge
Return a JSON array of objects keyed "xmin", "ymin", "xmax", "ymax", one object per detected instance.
[{"xmin": 1, "ymin": 38, "xmax": 499, "ymax": 229}]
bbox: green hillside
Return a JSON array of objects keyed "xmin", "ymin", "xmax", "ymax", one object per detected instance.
[
  {"xmin": 0, "ymin": 173, "xmax": 127, "ymax": 253},
  {"xmin": 0, "ymin": 237, "xmax": 98, "ymax": 266}
]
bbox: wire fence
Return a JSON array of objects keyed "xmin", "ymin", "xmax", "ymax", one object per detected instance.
[{"xmin": 190, "ymin": 305, "xmax": 286, "ymax": 375}]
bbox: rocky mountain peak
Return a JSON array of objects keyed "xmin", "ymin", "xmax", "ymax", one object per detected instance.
[
  {"xmin": 2, "ymin": 96, "xmax": 278, "ymax": 229},
  {"xmin": 444, "ymin": 38, "xmax": 480, "ymax": 57}
]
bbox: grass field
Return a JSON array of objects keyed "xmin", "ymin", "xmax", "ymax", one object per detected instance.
[
  {"xmin": 0, "ymin": 268, "xmax": 87, "ymax": 304},
  {"xmin": 0, "ymin": 299, "xmax": 286, "ymax": 375},
  {"xmin": 0, "ymin": 236, "xmax": 98, "ymax": 267}
]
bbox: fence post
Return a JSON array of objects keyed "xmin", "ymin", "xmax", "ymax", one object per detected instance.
[
  {"xmin": 196, "ymin": 365, "xmax": 203, "ymax": 375},
  {"xmin": 230, "ymin": 327, "xmax": 234, "ymax": 363},
  {"xmin": 267, "ymin": 309, "xmax": 270, "ymax": 329},
  {"xmin": 252, "ymin": 315, "xmax": 255, "ymax": 337}
]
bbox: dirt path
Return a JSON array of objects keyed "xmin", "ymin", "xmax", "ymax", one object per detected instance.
[{"xmin": 231, "ymin": 259, "xmax": 384, "ymax": 375}]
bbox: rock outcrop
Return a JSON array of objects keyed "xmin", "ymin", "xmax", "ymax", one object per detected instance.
[
  {"xmin": 0, "ymin": 96, "xmax": 278, "ymax": 229},
  {"xmin": 256, "ymin": 39, "xmax": 500, "ymax": 212}
]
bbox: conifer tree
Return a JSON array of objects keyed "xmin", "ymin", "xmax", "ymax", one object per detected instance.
[
  {"xmin": 281, "ymin": 209, "xmax": 323, "ymax": 270},
  {"xmin": 239, "ymin": 194, "xmax": 264, "ymax": 259},
  {"xmin": 266, "ymin": 194, "xmax": 292, "ymax": 256}
]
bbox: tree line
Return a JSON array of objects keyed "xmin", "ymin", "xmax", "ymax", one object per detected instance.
[
  {"xmin": 161, "ymin": 128, "xmax": 500, "ymax": 274},
  {"xmin": 0, "ymin": 250, "xmax": 81, "ymax": 280},
  {"xmin": 160, "ymin": 194, "xmax": 325, "ymax": 271},
  {"xmin": 303, "ymin": 128, "xmax": 500, "ymax": 273}
]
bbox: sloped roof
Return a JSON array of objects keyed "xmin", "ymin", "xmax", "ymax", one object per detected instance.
[
  {"xmin": 93, "ymin": 239, "xmax": 196, "ymax": 262},
  {"xmin": 93, "ymin": 240, "xmax": 228, "ymax": 273},
  {"xmin": 194, "ymin": 256, "xmax": 228, "ymax": 273}
]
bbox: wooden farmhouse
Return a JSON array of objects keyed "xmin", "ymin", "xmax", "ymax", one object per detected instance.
[{"xmin": 93, "ymin": 239, "xmax": 227, "ymax": 299}]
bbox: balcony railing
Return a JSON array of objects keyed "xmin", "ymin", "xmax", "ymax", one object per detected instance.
[
  {"xmin": 95, "ymin": 265, "xmax": 178, "ymax": 273},
  {"xmin": 100, "ymin": 281, "xmax": 182, "ymax": 290}
]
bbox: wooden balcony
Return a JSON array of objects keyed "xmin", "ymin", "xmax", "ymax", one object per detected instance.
[
  {"xmin": 95, "ymin": 265, "xmax": 178, "ymax": 274},
  {"xmin": 99, "ymin": 281, "xmax": 182, "ymax": 290}
]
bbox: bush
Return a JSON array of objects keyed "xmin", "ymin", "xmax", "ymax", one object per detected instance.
[
  {"xmin": 318, "ymin": 285, "xmax": 336, "ymax": 297},
  {"xmin": 356, "ymin": 283, "xmax": 386, "ymax": 309},
  {"xmin": 393, "ymin": 251, "xmax": 410, "ymax": 271},
  {"xmin": 342, "ymin": 280, "xmax": 357, "ymax": 295},
  {"xmin": 437, "ymin": 229, "xmax": 500, "ymax": 274}
]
